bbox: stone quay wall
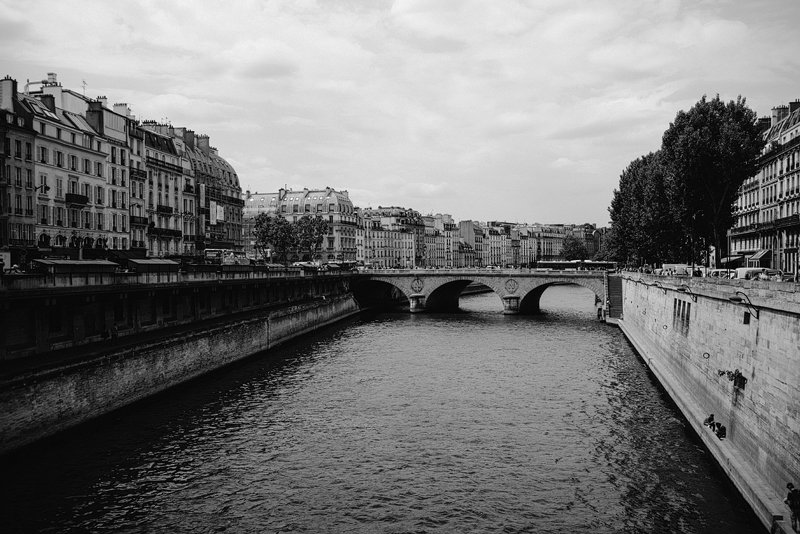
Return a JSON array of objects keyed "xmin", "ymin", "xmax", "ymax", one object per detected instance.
[
  {"xmin": 0, "ymin": 273, "xmax": 360, "ymax": 454},
  {"xmin": 617, "ymin": 274, "xmax": 800, "ymax": 534}
]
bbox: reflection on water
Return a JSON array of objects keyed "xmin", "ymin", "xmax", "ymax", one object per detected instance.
[{"xmin": 0, "ymin": 286, "xmax": 764, "ymax": 533}]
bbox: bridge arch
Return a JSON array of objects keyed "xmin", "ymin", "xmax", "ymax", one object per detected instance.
[{"xmin": 360, "ymin": 270, "xmax": 607, "ymax": 315}]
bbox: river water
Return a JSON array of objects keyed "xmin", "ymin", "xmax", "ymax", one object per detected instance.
[{"xmin": 1, "ymin": 286, "xmax": 764, "ymax": 533}]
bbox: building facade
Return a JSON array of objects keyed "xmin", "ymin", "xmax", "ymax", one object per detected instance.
[
  {"xmin": 0, "ymin": 76, "xmax": 36, "ymax": 263},
  {"xmin": 730, "ymin": 100, "xmax": 800, "ymax": 275},
  {"xmin": 244, "ymin": 187, "xmax": 358, "ymax": 263}
]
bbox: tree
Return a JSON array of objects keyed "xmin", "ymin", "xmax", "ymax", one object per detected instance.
[
  {"xmin": 661, "ymin": 95, "xmax": 764, "ymax": 266},
  {"xmin": 295, "ymin": 215, "xmax": 329, "ymax": 261},
  {"xmin": 561, "ymin": 235, "xmax": 589, "ymax": 260},
  {"xmin": 253, "ymin": 213, "xmax": 296, "ymax": 264},
  {"xmin": 608, "ymin": 152, "xmax": 683, "ymax": 266}
]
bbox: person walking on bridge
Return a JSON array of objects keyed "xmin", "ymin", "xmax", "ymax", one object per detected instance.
[{"xmin": 785, "ymin": 482, "xmax": 800, "ymax": 531}]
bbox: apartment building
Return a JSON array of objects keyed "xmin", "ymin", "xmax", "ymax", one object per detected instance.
[{"xmin": 730, "ymin": 100, "xmax": 800, "ymax": 274}]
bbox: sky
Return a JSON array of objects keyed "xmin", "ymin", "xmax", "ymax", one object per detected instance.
[{"xmin": 1, "ymin": 0, "xmax": 799, "ymax": 226}]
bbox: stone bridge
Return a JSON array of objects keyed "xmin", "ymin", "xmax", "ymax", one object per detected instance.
[{"xmin": 353, "ymin": 268, "xmax": 609, "ymax": 315}]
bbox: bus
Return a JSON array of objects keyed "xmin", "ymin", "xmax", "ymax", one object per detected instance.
[{"xmin": 536, "ymin": 260, "xmax": 617, "ymax": 271}]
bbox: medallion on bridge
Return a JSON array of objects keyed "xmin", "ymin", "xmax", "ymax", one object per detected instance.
[
  {"xmin": 504, "ymin": 278, "xmax": 519, "ymax": 294},
  {"xmin": 411, "ymin": 278, "xmax": 424, "ymax": 293}
]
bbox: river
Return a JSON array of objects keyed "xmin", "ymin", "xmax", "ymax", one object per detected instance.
[{"xmin": 0, "ymin": 286, "xmax": 764, "ymax": 533}]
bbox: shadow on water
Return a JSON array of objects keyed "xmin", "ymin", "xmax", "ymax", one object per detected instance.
[{"xmin": 0, "ymin": 314, "xmax": 367, "ymax": 530}]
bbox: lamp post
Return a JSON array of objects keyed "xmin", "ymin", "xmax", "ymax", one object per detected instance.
[{"xmin": 728, "ymin": 290, "xmax": 759, "ymax": 320}]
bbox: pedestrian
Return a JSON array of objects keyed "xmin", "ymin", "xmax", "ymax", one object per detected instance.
[
  {"xmin": 716, "ymin": 425, "xmax": 726, "ymax": 440},
  {"xmin": 785, "ymin": 483, "xmax": 800, "ymax": 531},
  {"xmin": 703, "ymin": 414, "xmax": 715, "ymax": 427}
]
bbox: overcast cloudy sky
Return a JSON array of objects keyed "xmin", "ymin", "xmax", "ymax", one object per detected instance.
[{"xmin": 2, "ymin": 0, "xmax": 798, "ymax": 225}]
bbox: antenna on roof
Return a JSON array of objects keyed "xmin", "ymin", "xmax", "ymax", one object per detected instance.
[{"xmin": 81, "ymin": 80, "xmax": 87, "ymax": 96}]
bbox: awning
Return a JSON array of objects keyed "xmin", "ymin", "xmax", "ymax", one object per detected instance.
[
  {"xmin": 720, "ymin": 256, "xmax": 744, "ymax": 264},
  {"xmin": 749, "ymin": 249, "xmax": 770, "ymax": 261}
]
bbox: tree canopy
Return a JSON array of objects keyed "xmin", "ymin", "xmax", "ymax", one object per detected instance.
[
  {"xmin": 607, "ymin": 95, "xmax": 764, "ymax": 267},
  {"xmin": 252, "ymin": 213, "xmax": 330, "ymax": 264},
  {"xmin": 561, "ymin": 234, "xmax": 589, "ymax": 260},
  {"xmin": 253, "ymin": 213, "xmax": 295, "ymax": 264}
]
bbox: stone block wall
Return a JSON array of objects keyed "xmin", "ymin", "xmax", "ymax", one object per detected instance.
[
  {"xmin": 619, "ymin": 274, "xmax": 800, "ymax": 533},
  {"xmin": 0, "ymin": 295, "xmax": 359, "ymax": 454}
]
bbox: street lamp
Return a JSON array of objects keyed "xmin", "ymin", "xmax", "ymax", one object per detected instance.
[
  {"xmin": 650, "ymin": 281, "xmax": 667, "ymax": 294},
  {"xmin": 34, "ymin": 184, "xmax": 50, "ymax": 193},
  {"xmin": 728, "ymin": 290, "xmax": 759, "ymax": 320},
  {"xmin": 675, "ymin": 285, "xmax": 698, "ymax": 302}
]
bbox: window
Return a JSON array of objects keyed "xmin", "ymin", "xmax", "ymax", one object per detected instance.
[
  {"xmin": 14, "ymin": 140, "xmax": 21, "ymax": 158},
  {"xmin": 25, "ymin": 169, "xmax": 32, "ymax": 188},
  {"xmin": 96, "ymin": 162, "xmax": 103, "ymax": 177},
  {"xmin": 83, "ymin": 158, "xmax": 91, "ymax": 174},
  {"xmin": 56, "ymin": 151, "xmax": 64, "ymax": 167},
  {"xmin": 39, "ymin": 146, "xmax": 48, "ymax": 163},
  {"xmin": 96, "ymin": 186, "xmax": 104, "ymax": 204},
  {"xmin": 56, "ymin": 178, "xmax": 63, "ymax": 198},
  {"xmin": 25, "ymin": 142, "xmax": 32, "ymax": 161}
]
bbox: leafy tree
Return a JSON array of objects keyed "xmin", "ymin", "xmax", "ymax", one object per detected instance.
[
  {"xmin": 661, "ymin": 95, "xmax": 764, "ymax": 266},
  {"xmin": 253, "ymin": 213, "xmax": 296, "ymax": 264},
  {"xmin": 562, "ymin": 234, "xmax": 589, "ymax": 260},
  {"xmin": 295, "ymin": 215, "xmax": 329, "ymax": 261},
  {"xmin": 608, "ymin": 152, "xmax": 682, "ymax": 266}
]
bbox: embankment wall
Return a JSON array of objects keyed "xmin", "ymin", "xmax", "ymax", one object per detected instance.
[
  {"xmin": 618, "ymin": 274, "xmax": 800, "ymax": 533},
  {"xmin": 0, "ymin": 295, "xmax": 359, "ymax": 454}
]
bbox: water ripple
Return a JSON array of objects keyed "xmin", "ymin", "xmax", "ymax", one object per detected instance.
[{"xmin": 0, "ymin": 287, "xmax": 764, "ymax": 533}]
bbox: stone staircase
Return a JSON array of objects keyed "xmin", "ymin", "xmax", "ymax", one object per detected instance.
[{"xmin": 606, "ymin": 274, "xmax": 624, "ymax": 319}]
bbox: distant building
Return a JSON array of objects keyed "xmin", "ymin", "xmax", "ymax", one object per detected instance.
[
  {"xmin": 359, "ymin": 205, "xmax": 423, "ymax": 268},
  {"xmin": 244, "ymin": 187, "xmax": 357, "ymax": 262}
]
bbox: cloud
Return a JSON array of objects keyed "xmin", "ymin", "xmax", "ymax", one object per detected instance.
[{"xmin": 3, "ymin": 0, "xmax": 800, "ymax": 225}]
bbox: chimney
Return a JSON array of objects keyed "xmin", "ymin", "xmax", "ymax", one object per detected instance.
[
  {"xmin": 790, "ymin": 100, "xmax": 800, "ymax": 114},
  {"xmin": 39, "ymin": 93, "xmax": 56, "ymax": 113},
  {"xmin": 184, "ymin": 129, "xmax": 195, "ymax": 150},
  {"xmin": 0, "ymin": 75, "xmax": 17, "ymax": 112},
  {"xmin": 197, "ymin": 134, "xmax": 210, "ymax": 156},
  {"xmin": 758, "ymin": 117, "xmax": 771, "ymax": 132},
  {"xmin": 96, "ymin": 95, "xmax": 108, "ymax": 108},
  {"xmin": 46, "ymin": 72, "xmax": 57, "ymax": 85},
  {"xmin": 113, "ymin": 103, "xmax": 130, "ymax": 117},
  {"xmin": 86, "ymin": 100, "xmax": 104, "ymax": 133},
  {"xmin": 772, "ymin": 105, "xmax": 789, "ymax": 126}
]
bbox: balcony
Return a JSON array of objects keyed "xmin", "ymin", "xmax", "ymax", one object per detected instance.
[
  {"xmin": 775, "ymin": 214, "xmax": 800, "ymax": 229},
  {"xmin": 147, "ymin": 227, "xmax": 183, "ymax": 238},
  {"xmin": 146, "ymin": 156, "xmax": 184, "ymax": 174},
  {"xmin": 184, "ymin": 185, "xmax": 194, "ymax": 193},
  {"xmin": 65, "ymin": 193, "xmax": 89, "ymax": 206},
  {"xmin": 157, "ymin": 204, "xmax": 173, "ymax": 214},
  {"xmin": 130, "ymin": 215, "xmax": 149, "ymax": 226}
]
